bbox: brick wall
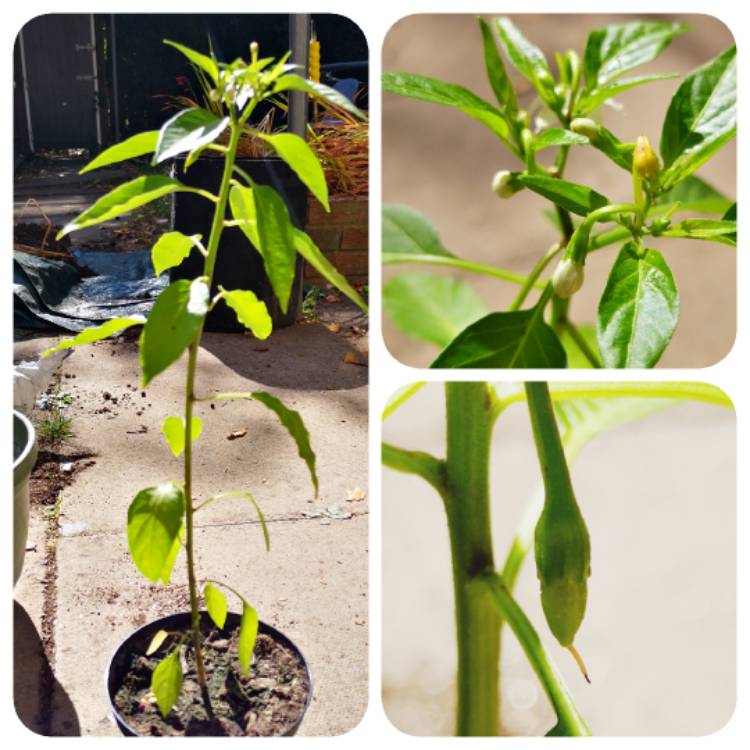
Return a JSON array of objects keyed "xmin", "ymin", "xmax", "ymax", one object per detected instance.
[{"xmin": 304, "ymin": 195, "xmax": 368, "ymax": 285}]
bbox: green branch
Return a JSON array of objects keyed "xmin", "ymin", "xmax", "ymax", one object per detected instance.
[{"xmin": 381, "ymin": 442, "xmax": 445, "ymax": 494}]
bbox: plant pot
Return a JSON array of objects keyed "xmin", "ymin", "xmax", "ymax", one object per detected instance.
[
  {"xmin": 170, "ymin": 157, "xmax": 307, "ymax": 332},
  {"xmin": 13, "ymin": 410, "xmax": 37, "ymax": 586},
  {"xmin": 106, "ymin": 610, "xmax": 312, "ymax": 737}
]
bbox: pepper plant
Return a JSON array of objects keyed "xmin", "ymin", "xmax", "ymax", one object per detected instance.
[
  {"xmin": 382, "ymin": 380, "xmax": 731, "ymax": 735},
  {"xmin": 43, "ymin": 40, "xmax": 367, "ymax": 718},
  {"xmin": 383, "ymin": 17, "xmax": 736, "ymax": 368}
]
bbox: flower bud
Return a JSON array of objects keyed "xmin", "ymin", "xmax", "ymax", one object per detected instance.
[
  {"xmin": 250, "ymin": 41, "xmax": 259, "ymax": 62},
  {"xmin": 633, "ymin": 135, "xmax": 659, "ymax": 179},
  {"xmin": 570, "ymin": 117, "xmax": 599, "ymax": 141},
  {"xmin": 491, "ymin": 170, "xmax": 515, "ymax": 199},
  {"xmin": 552, "ymin": 258, "xmax": 584, "ymax": 298}
]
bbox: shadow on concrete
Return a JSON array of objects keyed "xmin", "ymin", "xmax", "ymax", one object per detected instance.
[
  {"xmin": 14, "ymin": 600, "xmax": 80, "ymax": 736},
  {"xmin": 200, "ymin": 326, "xmax": 368, "ymax": 392}
]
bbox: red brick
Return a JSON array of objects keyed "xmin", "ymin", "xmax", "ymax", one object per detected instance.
[
  {"xmin": 340, "ymin": 226, "xmax": 369, "ymax": 250},
  {"xmin": 304, "ymin": 250, "xmax": 368, "ymax": 282},
  {"xmin": 308, "ymin": 195, "xmax": 368, "ymax": 225},
  {"xmin": 306, "ymin": 226, "xmax": 342, "ymax": 251}
]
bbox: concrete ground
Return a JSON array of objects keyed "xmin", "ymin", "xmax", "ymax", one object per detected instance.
[
  {"xmin": 14, "ymin": 319, "xmax": 368, "ymax": 736},
  {"xmin": 382, "ymin": 14, "xmax": 736, "ymax": 368}
]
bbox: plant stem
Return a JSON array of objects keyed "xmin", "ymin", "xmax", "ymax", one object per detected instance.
[
  {"xmin": 508, "ymin": 243, "xmax": 562, "ymax": 311},
  {"xmin": 182, "ymin": 119, "xmax": 243, "ymax": 700},
  {"xmin": 443, "ymin": 382, "xmax": 501, "ymax": 736},
  {"xmin": 561, "ymin": 320, "xmax": 603, "ymax": 368}
]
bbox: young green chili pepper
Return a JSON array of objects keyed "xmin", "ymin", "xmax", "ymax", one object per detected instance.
[{"xmin": 525, "ymin": 382, "xmax": 591, "ymax": 682}]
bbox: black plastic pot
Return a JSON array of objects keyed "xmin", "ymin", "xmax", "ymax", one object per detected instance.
[
  {"xmin": 106, "ymin": 610, "xmax": 312, "ymax": 737},
  {"xmin": 170, "ymin": 156, "xmax": 307, "ymax": 332}
]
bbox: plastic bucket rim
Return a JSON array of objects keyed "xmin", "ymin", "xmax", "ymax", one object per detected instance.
[
  {"xmin": 105, "ymin": 610, "xmax": 313, "ymax": 737},
  {"xmin": 13, "ymin": 410, "xmax": 36, "ymax": 475}
]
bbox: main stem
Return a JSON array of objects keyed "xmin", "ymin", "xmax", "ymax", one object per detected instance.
[
  {"xmin": 443, "ymin": 383, "xmax": 501, "ymax": 736},
  {"xmin": 183, "ymin": 120, "xmax": 243, "ymax": 696}
]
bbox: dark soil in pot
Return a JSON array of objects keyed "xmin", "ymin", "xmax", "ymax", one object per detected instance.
[{"xmin": 108, "ymin": 612, "xmax": 311, "ymax": 737}]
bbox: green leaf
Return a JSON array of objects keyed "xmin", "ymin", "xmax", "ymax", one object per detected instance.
[
  {"xmin": 585, "ymin": 125, "xmax": 633, "ymax": 172},
  {"xmin": 478, "ymin": 17, "xmax": 517, "ymax": 114},
  {"xmin": 559, "ymin": 323, "xmax": 600, "ymax": 369},
  {"xmin": 382, "ymin": 204, "xmax": 453, "ymax": 257},
  {"xmin": 660, "ymin": 218, "xmax": 736, "ymax": 246},
  {"xmin": 382, "ymin": 72, "xmax": 511, "ymax": 143},
  {"xmin": 58, "ymin": 176, "xmax": 184, "ymax": 238},
  {"xmin": 154, "ymin": 108, "xmax": 229, "ymax": 165},
  {"xmin": 257, "ymin": 132, "xmax": 329, "ymax": 211},
  {"xmin": 432, "ymin": 305, "xmax": 567, "ymax": 369},
  {"xmin": 152, "ymin": 648, "xmax": 183, "ymax": 718},
  {"xmin": 577, "ymin": 73, "xmax": 678, "ymax": 114},
  {"xmin": 221, "ymin": 289, "xmax": 273, "ymax": 339},
  {"xmin": 653, "ymin": 175, "xmax": 732, "ymax": 215},
  {"xmin": 164, "ymin": 39, "xmax": 218, "ymax": 82},
  {"xmin": 229, "ymin": 183, "xmax": 260, "ymax": 245},
  {"xmin": 79, "ymin": 131, "xmax": 159, "ymax": 174},
  {"xmin": 583, "ymin": 21, "xmax": 687, "ymax": 88},
  {"xmin": 42, "ymin": 316, "xmax": 145, "ymax": 357},
  {"xmin": 515, "ymin": 174, "xmax": 609, "ymax": 217},
  {"xmin": 152, "ymin": 231, "xmax": 201, "ymax": 276},
  {"xmin": 495, "ymin": 17, "xmax": 552, "ymax": 89},
  {"xmin": 238, "ymin": 601, "xmax": 259, "ymax": 675},
  {"xmin": 533, "ymin": 129, "xmax": 589, "ymax": 152},
  {"xmin": 251, "ymin": 391, "xmax": 318, "ymax": 496},
  {"xmin": 383, "ymin": 272, "xmax": 488, "ymax": 348},
  {"xmin": 597, "ymin": 242, "xmax": 679, "ymax": 368},
  {"xmin": 723, "ymin": 203, "xmax": 736, "ymax": 221},
  {"xmin": 146, "ymin": 629, "xmax": 169, "ymax": 656},
  {"xmin": 273, "ymin": 74, "xmax": 367, "ymax": 120},
  {"xmin": 660, "ymin": 46, "xmax": 736, "ymax": 190},
  {"xmin": 162, "ymin": 416, "xmax": 203, "ymax": 458},
  {"xmin": 292, "ymin": 229, "xmax": 368, "ymax": 313},
  {"xmin": 140, "ymin": 280, "xmax": 205, "ymax": 387},
  {"xmin": 127, "ymin": 483, "xmax": 185, "ymax": 584},
  {"xmin": 252, "ymin": 185, "xmax": 297, "ymax": 313},
  {"xmin": 203, "ymin": 583, "xmax": 228, "ymax": 630}
]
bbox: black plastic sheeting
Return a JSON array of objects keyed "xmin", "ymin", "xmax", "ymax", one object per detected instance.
[{"xmin": 13, "ymin": 248, "xmax": 166, "ymax": 332}]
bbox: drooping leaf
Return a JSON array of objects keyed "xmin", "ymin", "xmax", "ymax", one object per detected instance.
[
  {"xmin": 79, "ymin": 131, "xmax": 159, "ymax": 174},
  {"xmin": 146, "ymin": 629, "xmax": 170, "ymax": 656},
  {"xmin": 382, "ymin": 204, "xmax": 453, "ymax": 257},
  {"xmin": 251, "ymin": 391, "xmax": 318, "ymax": 496},
  {"xmin": 292, "ymin": 229, "xmax": 368, "ymax": 312},
  {"xmin": 257, "ymin": 132, "xmax": 329, "ymax": 211},
  {"xmin": 494, "ymin": 17, "xmax": 552, "ymax": 89},
  {"xmin": 383, "ymin": 272, "xmax": 488, "ymax": 348},
  {"xmin": 152, "ymin": 648, "xmax": 184, "ymax": 718},
  {"xmin": 478, "ymin": 17, "xmax": 517, "ymax": 114},
  {"xmin": 127, "ymin": 483, "xmax": 185, "ymax": 584},
  {"xmin": 152, "ymin": 231, "xmax": 202, "ymax": 276},
  {"xmin": 153, "ymin": 108, "xmax": 229, "ymax": 165},
  {"xmin": 533, "ymin": 129, "xmax": 589, "ymax": 151},
  {"xmin": 382, "ymin": 72, "xmax": 511, "ymax": 143},
  {"xmin": 42, "ymin": 316, "xmax": 145, "ymax": 357},
  {"xmin": 583, "ymin": 21, "xmax": 687, "ymax": 88},
  {"xmin": 660, "ymin": 46, "xmax": 736, "ymax": 190},
  {"xmin": 273, "ymin": 74, "xmax": 367, "ymax": 119},
  {"xmin": 162, "ymin": 416, "xmax": 203, "ymax": 457},
  {"xmin": 238, "ymin": 601, "xmax": 259, "ymax": 675},
  {"xmin": 577, "ymin": 73, "xmax": 678, "ymax": 114},
  {"xmin": 204, "ymin": 583, "xmax": 228, "ymax": 630},
  {"xmin": 660, "ymin": 218, "xmax": 736, "ymax": 246},
  {"xmin": 653, "ymin": 175, "xmax": 733, "ymax": 216},
  {"xmin": 251, "ymin": 185, "xmax": 297, "ymax": 313},
  {"xmin": 164, "ymin": 39, "xmax": 219, "ymax": 82},
  {"xmin": 221, "ymin": 289, "xmax": 273, "ymax": 339},
  {"xmin": 432, "ymin": 304, "xmax": 567, "ymax": 369},
  {"xmin": 58, "ymin": 176, "xmax": 184, "ymax": 238},
  {"xmin": 597, "ymin": 242, "xmax": 679, "ymax": 368},
  {"xmin": 515, "ymin": 174, "xmax": 609, "ymax": 216},
  {"xmin": 140, "ymin": 280, "xmax": 205, "ymax": 387},
  {"xmin": 229, "ymin": 184, "xmax": 260, "ymax": 245}
]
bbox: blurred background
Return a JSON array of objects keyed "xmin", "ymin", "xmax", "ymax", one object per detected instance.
[
  {"xmin": 382, "ymin": 383, "xmax": 735, "ymax": 735},
  {"xmin": 382, "ymin": 14, "xmax": 736, "ymax": 368}
]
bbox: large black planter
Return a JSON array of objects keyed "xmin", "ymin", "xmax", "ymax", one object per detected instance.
[
  {"xmin": 170, "ymin": 157, "xmax": 307, "ymax": 332},
  {"xmin": 106, "ymin": 610, "xmax": 312, "ymax": 737}
]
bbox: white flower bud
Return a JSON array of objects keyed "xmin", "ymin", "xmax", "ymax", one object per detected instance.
[
  {"xmin": 187, "ymin": 280, "xmax": 210, "ymax": 316},
  {"xmin": 491, "ymin": 170, "xmax": 515, "ymax": 199},
  {"xmin": 552, "ymin": 258, "xmax": 585, "ymax": 298},
  {"xmin": 570, "ymin": 118, "xmax": 599, "ymax": 140}
]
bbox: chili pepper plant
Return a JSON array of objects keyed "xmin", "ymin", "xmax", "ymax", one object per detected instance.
[
  {"xmin": 43, "ymin": 40, "xmax": 367, "ymax": 722},
  {"xmin": 382, "ymin": 380, "xmax": 731, "ymax": 735},
  {"xmin": 383, "ymin": 17, "xmax": 736, "ymax": 368}
]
